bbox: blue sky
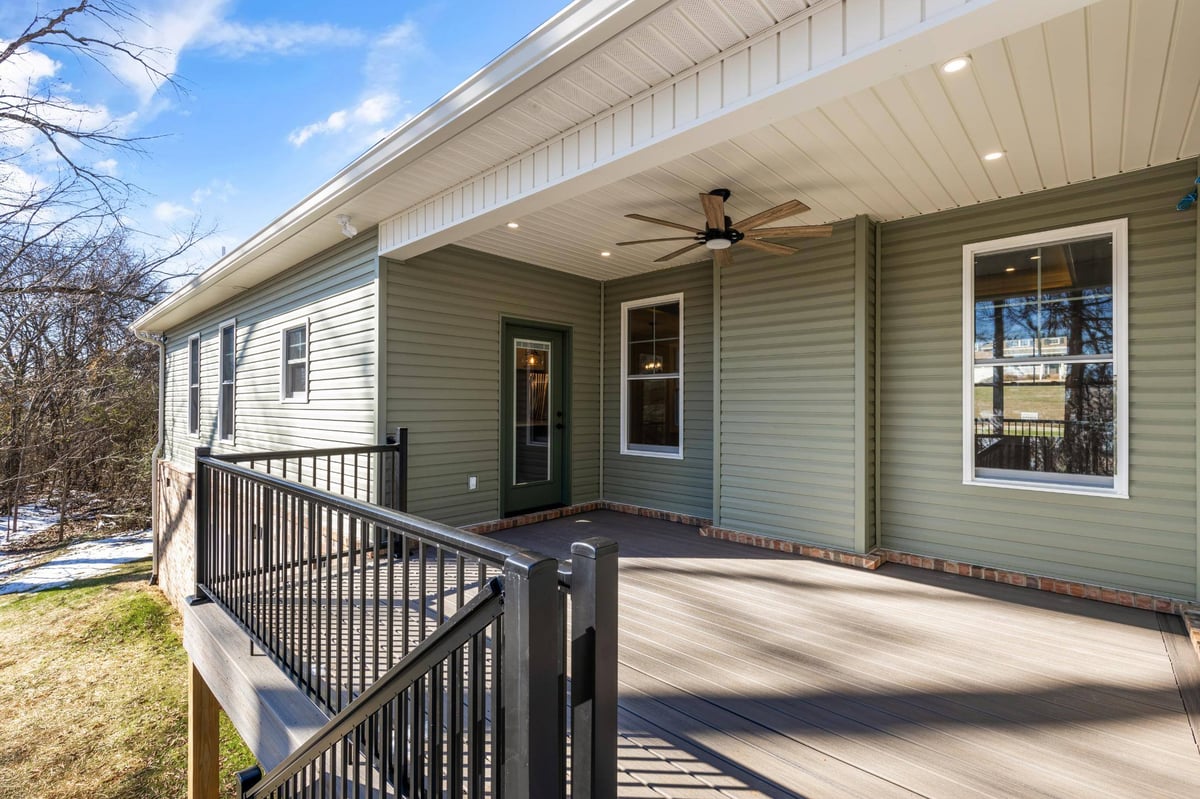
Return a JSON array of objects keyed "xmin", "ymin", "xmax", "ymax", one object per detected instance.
[{"xmin": 2, "ymin": 0, "xmax": 568, "ymax": 272}]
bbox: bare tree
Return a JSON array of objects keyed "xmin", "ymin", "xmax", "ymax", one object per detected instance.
[{"xmin": 0, "ymin": 2, "xmax": 200, "ymax": 538}]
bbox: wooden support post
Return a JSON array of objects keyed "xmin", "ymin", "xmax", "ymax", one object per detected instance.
[{"xmin": 188, "ymin": 660, "xmax": 220, "ymax": 799}]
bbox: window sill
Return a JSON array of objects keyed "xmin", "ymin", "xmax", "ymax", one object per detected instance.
[
  {"xmin": 964, "ymin": 477, "xmax": 1127, "ymax": 499},
  {"xmin": 620, "ymin": 447, "xmax": 683, "ymax": 461}
]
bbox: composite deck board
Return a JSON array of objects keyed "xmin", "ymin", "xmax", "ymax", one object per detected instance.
[
  {"xmin": 616, "ymin": 561, "xmax": 1192, "ymax": 755},
  {"xmin": 492, "ymin": 511, "xmax": 1200, "ymax": 798},
  {"xmin": 231, "ymin": 510, "xmax": 1200, "ymax": 796}
]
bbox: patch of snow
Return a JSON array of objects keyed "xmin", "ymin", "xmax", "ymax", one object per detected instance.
[
  {"xmin": 0, "ymin": 529, "xmax": 152, "ymax": 596},
  {"xmin": 0, "ymin": 503, "xmax": 62, "ymax": 547}
]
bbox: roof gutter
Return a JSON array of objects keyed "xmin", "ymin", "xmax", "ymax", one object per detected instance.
[{"xmin": 131, "ymin": 0, "xmax": 667, "ymax": 334}]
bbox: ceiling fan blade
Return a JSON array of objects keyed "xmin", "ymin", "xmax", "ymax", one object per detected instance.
[
  {"xmin": 625, "ymin": 213, "xmax": 702, "ymax": 234},
  {"xmin": 616, "ymin": 236, "xmax": 699, "ymax": 245},
  {"xmin": 699, "ymin": 192, "xmax": 725, "ymax": 230},
  {"xmin": 735, "ymin": 200, "xmax": 811, "ymax": 230},
  {"xmin": 744, "ymin": 225, "xmax": 834, "ymax": 239},
  {"xmin": 712, "ymin": 248, "xmax": 733, "ymax": 268},
  {"xmin": 654, "ymin": 242, "xmax": 706, "ymax": 263},
  {"xmin": 740, "ymin": 238, "xmax": 798, "ymax": 257}
]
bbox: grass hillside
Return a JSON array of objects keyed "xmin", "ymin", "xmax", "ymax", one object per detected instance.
[{"xmin": 0, "ymin": 560, "xmax": 253, "ymax": 798}]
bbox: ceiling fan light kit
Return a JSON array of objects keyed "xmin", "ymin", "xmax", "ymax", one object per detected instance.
[{"xmin": 619, "ymin": 188, "xmax": 832, "ymax": 267}]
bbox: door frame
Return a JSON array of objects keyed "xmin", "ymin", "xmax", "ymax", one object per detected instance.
[{"xmin": 500, "ymin": 317, "xmax": 573, "ymax": 516}]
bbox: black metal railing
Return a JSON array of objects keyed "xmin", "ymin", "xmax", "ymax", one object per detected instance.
[
  {"xmin": 242, "ymin": 578, "xmax": 506, "ymax": 798},
  {"xmin": 192, "ymin": 443, "xmax": 617, "ymax": 798},
  {"xmin": 213, "ymin": 428, "xmax": 408, "ymax": 511},
  {"xmin": 974, "ymin": 418, "xmax": 1114, "ymax": 475}
]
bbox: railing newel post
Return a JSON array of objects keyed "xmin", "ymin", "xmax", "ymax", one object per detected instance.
[
  {"xmin": 192, "ymin": 446, "xmax": 212, "ymax": 603},
  {"xmin": 502, "ymin": 551, "xmax": 561, "ymax": 799},
  {"xmin": 569, "ymin": 538, "xmax": 619, "ymax": 799},
  {"xmin": 395, "ymin": 427, "xmax": 408, "ymax": 513}
]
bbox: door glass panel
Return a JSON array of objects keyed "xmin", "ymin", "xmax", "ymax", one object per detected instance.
[{"xmin": 514, "ymin": 338, "xmax": 551, "ymax": 485}]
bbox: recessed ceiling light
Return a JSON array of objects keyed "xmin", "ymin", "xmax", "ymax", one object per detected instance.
[
  {"xmin": 941, "ymin": 56, "xmax": 971, "ymax": 74},
  {"xmin": 1029, "ymin": 255, "xmax": 1041, "ymax": 261},
  {"xmin": 983, "ymin": 151, "xmax": 1005, "ymax": 161},
  {"xmin": 1005, "ymin": 267, "xmax": 1016, "ymax": 273},
  {"xmin": 506, "ymin": 222, "xmax": 519, "ymax": 229},
  {"xmin": 600, "ymin": 251, "xmax": 611, "ymax": 257}
]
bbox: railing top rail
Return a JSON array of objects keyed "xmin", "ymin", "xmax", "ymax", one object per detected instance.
[
  {"xmin": 199, "ymin": 454, "xmax": 530, "ymax": 567},
  {"xmin": 214, "ymin": 443, "xmax": 398, "ymax": 463},
  {"xmin": 245, "ymin": 578, "xmax": 506, "ymax": 799}
]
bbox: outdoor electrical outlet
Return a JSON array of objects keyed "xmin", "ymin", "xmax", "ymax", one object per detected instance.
[{"xmin": 468, "ymin": 475, "xmax": 478, "ymax": 491}]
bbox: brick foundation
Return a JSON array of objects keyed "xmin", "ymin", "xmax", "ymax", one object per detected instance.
[
  {"xmin": 695, "ymin": 521, "xmax": 1195, "ymax": 616},
  {"xmin": 461, "ymin": 500, "xmax": 712, "ymax": 535},
  {"xmin": 700, "ymin": 525, "xmax": 886, "ymax": 570},
  {"xmin": 155, "ymin": 459, "xmax": 196, "ymax": 612},
  {"xmin": 1184, "ymin": 610, "xmax": 1200, "ymax": 657},
  {"xmin": 879, "ymin": 549, "xmax": 1193, "ymax": 614}
]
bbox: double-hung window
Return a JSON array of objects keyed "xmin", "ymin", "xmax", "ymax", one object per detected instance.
[
  {"xmin": 963, "ymin": 219, "xmax": 1127, "ymax": 496},
  {"xmin": 621, "ymin": 294, "xmax": 683, "ymax": 458},
  {"xmin": 280, "ymin": 322, "xmax": 308, "ymax": 401},
  {"xmin": 218, "ymin": 320, "xmax": 236, "ymax": 441},
  {"xmin": 187, "ymin": 335, "xmax": 200, "ymax": 435}
]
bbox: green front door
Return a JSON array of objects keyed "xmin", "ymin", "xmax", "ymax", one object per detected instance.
[{"xmin": 501, "ymin": 322, "xmax": 568, "ymax": 515}]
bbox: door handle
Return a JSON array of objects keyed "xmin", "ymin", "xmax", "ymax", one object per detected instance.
[{"xmin": 555, "ymin": 423, "xmax": 564, "ymax": 430}]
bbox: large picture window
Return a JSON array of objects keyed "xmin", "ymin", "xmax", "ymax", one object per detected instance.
[
  {"xmin": 963, "ymin": 220, "xmax": 1127, "ymax": 496},
  {"xmin": 218, "ymin": 320, "xmax": 236, "ymax": 441},
  {"xmin": 187, "ymin": 335, "xmax": 200, "ymax": 435},
  {"xmin": 621, "ymin": 294, "xmax": 682, "ymax": 458}
]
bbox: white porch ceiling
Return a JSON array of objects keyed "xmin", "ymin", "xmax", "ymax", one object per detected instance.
[{"xmin": 458, "ymin": 0, "xmax": 1200, "ymax": 281}]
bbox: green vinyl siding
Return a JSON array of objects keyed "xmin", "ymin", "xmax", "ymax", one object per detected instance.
[
  {"xmin": 879, "ymin": 160, "xmax": 1197, "ymax": 599},
  {"xmin": 603, "ymin": 262, "xmax": 713, "ymax": 520},
  {"xmin": 163, "ymin": 234, "xmax": 379, "ymax": 467},
  {"xmin": 719, "ymin": 220, "xmax": 860, "ymax": 549},
  {"xmin": 385, "ymin": 246, "xmax": 600, "ymax": 527}
]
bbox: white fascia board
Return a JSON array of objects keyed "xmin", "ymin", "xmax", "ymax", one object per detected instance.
[
  {"xmin": 131, "ymin": 0, "xmax": 667, "ymax": 334},
  {"xmin": 379, "ymin": 0, "xmax": 1101, "ymax": 261}
]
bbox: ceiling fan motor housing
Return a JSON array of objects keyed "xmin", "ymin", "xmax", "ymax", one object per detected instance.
[{"xmin": 705, "ymin": 213, "xmax": 742, "ymax": 248}]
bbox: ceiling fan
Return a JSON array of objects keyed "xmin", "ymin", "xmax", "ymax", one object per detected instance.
[{"xmin": 617, "ymin": 188, "xmax": 832, "ymax": 266}]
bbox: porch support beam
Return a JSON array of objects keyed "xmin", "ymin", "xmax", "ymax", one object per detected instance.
[
  {"xmin": 1195, "ymin": 154, "xmax": 1200, "ymax": 602},
  {"xmin": 853, "ymin": 214, "xmax": 871, "ymax": 553},
  {"xmin": 379, "ymin": 0, "xmax": 1099, "ymax": 262},
  {"xmin": 188, "ymin": 660, "xmax": 220, "ymax": 799},
  {"xmin": 712, "ymin": 256, "xmax": 722, "ymax": 528}
]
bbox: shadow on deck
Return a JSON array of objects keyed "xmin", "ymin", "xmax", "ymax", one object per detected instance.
[{"xmin": 495, "ymin": 510, "xmax": 1200, "ymax": 799}]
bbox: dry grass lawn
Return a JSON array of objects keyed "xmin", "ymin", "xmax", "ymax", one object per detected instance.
[{"xmin": 0, "ymin": 560, "xmax": 254, "ymax": 798}]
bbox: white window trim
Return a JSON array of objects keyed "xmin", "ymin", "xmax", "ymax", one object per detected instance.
[
  {"xmin": 620, "ymin": 292, "xmax": 684, "ymax": 459},
  {"xmin": 961, "ymin": 218, "xmax": 1128, "ymax": 498},
  {"xmin": 217, "ymin": 318, "xmax": 237, "ymax": 443},
  {"xmin": 279, "ymin": 319, "xmax": 310, "ymax": 403},
  {"xmin": 187, "ymin": 333, "xmax": 201, "ymax": 437}
]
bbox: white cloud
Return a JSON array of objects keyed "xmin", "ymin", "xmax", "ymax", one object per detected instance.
[
  {"xmin": 364, "ymin": 22, "xmax": 424, "ymax": 80},
  {"xmin": 197, "ymin": 20, "xmax": 365, "ymax": 58},
  {"xmin": 0, "ymin": 42, "xmax": 116, "ymax": 168},
  {"xmin": 153, "ymin": 201, "xmax": 195, "ymax": 224},
  {"xmin": 191, "ymin": 179, "xmax": 236, "ymax": 206},
  {"xmin": 288, "ymin": 93, "xmax": 400, "ymax": 147},
  {"xmin": 285, "ymin": 21, "xmax": 426, "ymax": 150},
  {"xmin": 0, "ymin": 43, "xmax": 59, "ymax": 94},
  {"xmin": 111, "ymin": 1, "xmax": 367, "ymax": 104},
  {"xmin": 94, "ymin": 158, "xmax": 119, "ymax": 176},
  {"xmin": 105, "ymin": 0, "xmax": 227, "ymax": 103}
]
